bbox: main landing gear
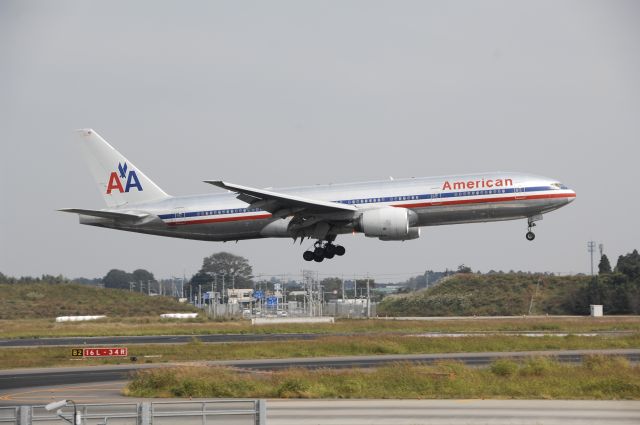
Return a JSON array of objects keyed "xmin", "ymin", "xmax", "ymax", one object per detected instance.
[
  {"xmin": 303, "ymin": 241, "xmax": 346, "ymax": 262},
  {"xmin": 526, "ymin": 219, "xmax": 536, "ymax": 241}
]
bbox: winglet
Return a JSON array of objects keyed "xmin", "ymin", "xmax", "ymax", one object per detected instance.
[{"xmin": 204, "ymin": 180, "xmax": 227, "ymax": 189}]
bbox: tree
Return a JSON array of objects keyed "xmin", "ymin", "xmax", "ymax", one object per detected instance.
[
  {"xmin": 132, "ymin": 269, "xmax": 155, "ymax": 285},
  {"xmin": 103, "ymin": 269, "xmax": 132, "ymax": 290},
  {"xmin": 196, "ymin": 252, "xmax": 253, "ymax": 289},
  {"xmin": 598, "ymin": 254, "xmax": 612, "ymax": 274},
  {"xmin": 457, "ymin": 264, "xmax": 472, "ymax": 274},
  {"xmin": 320, "ymin": 277, "xmax": 343, "ymax": 299},
  {"xmin": 615, "ymin": 250, "xmax": 640, "ymax": 280}
]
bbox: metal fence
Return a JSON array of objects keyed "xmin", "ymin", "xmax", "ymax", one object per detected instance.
[
  {"xmin": 201, "ymin": 300, "xmax": 378, "ymax": 319},
  {"xmin": 3, "ymin": 400, "xmax": 266, "ymax": 425}
]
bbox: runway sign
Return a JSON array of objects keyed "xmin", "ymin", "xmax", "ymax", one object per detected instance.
[{"xmin": 71, "ymin": 347, "xmax": 128, "ymax": 357}]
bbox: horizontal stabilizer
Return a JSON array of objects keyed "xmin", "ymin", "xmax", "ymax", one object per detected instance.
[{"xmin": 58, "ymin": 208, "xmax": 149, "ymax": 221}]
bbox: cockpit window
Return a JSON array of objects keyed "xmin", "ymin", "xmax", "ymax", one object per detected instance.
[{"xmin": 550, "ymin": 182, "xmax": 568, "ymax": 190}]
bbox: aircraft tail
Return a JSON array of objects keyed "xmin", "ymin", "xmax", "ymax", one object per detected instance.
[{"xmin": 76, "ymin": 129, "xmax": 170, "ymax": 207}]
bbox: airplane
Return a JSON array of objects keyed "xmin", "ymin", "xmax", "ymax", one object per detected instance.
[{"xmin": 60, "ymin": 129, "xmax": 576, "ymax": 262}]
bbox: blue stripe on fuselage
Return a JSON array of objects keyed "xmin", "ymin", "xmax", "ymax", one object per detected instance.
[{"xmin": 157, "ymin": 186, "xmax": 554, "ymax": 221}]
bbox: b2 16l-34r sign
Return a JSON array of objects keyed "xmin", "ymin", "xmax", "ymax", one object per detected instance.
[{"xmin": 71, "ymin": 347, "xmax": 128, "ymax": 357}]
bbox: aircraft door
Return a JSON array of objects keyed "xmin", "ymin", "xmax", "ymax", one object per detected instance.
[{"xmin": 173, "ymin": 207, "xmax": 186, "ymax": 221}]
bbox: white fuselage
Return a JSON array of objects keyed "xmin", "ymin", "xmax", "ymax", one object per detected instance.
[{"xmin": 80, "ymin": 171, "xmax": 576, "ymax": 242}]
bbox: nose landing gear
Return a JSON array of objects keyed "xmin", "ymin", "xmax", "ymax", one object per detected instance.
[
  {"xmin": 525, "ymin": 217, "xmax": 538, "ymax": 241},
  {"xmin": 303, "ymin": 240, "xmax": 346, "ymax": 262}
]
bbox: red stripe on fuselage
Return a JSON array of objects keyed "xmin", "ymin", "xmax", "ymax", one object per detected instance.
[
  {"xmin": 164, "ymin": 192, "xmax": 575, "ymax": 226},
  {"xmin": 166, "ymin": 213, "xmax": 273, "ymax": 227}
]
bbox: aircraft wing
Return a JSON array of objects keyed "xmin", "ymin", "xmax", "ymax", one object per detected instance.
[
  {"xmin": 204, "ymin": 180, "xmax": 357, "ymax": 216},
  {"xmin": 58, "ymin": 208, "xmax": 150, "ymax": 220}
]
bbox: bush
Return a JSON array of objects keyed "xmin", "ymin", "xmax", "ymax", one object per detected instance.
[
  {"xmin": 491, "ymin": 360, "xmax": 518, "ymax": 377},
  {"xmin": 519, "ymin": 357, "xmax": 552, "ymax": 377},
  {"xmin": 277, "ymin": 378, "xmax": 310, "ymax": 398}
]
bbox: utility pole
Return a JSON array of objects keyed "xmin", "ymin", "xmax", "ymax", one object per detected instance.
[
  {"xmin": 198, "ymin": 284, "xmax": 202, "ymax": 308},
  {"xmin": 214, "ymin": 274, "xmax": 216, "ymax": 317},
  {"xmin": 353, "ymin": 275, "xmax": 357, "ymax": 302},
  {"xmin": 302, "ymin": 271, "xmax": 306, "ymax": 316},
  {"xmin": 366, "ymin": 275, "xmax": 371, "ymax": 319},
  {"xmin": 341, "ymin": 275, "xmax": 345, "ymax": 302},
  {"xmin": 588, "ymin": 241, "xmax": 596, "ymax": 276},
  {"xmin": 221, "ymin": 274, "xmax": 226, "ymax": 316}
]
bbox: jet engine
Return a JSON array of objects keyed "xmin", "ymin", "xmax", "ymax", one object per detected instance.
[{"xmin": 358, "ymin": 207, "xmax": 420, "ymax": 241}]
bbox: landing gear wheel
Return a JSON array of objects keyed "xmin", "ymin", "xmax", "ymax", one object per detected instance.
[
  {"xmin": 303, "ymin": 239, "xmax": 345, "ymax": 262},
  {"xmin": 526, "ymin": 231, "xmax": 535, "ymax": 241}
]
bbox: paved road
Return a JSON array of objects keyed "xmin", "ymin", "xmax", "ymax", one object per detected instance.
[
  {"xmin": 1, "ymin": 349, "xmax": 638, "ymax": 391},
  {"xmin": 1, "ymin": 395, "xmax": 639, "ymax": 424},
  {"xmin": 268, "ymin": 399, "xmax": 640, "ymax": 424}
]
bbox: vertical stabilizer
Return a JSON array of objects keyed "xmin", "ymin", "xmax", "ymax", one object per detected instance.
[{"xmin": 76, "ymin": 129, "xmax": 170, "ymax": 207}]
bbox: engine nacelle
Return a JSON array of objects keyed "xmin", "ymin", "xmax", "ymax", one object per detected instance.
[
  {"xmin": 379, "ymin": 226, "xmax": 420, "ymax": 241},
  {"xmin": 358, "ymin": 207, "xmax": 420, "ymax": 241}
]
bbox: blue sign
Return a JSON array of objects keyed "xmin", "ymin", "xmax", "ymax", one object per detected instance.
[
  {"xmin": 254, "ymin": 290, "xmax": 264, "ymax": 299},
  {"xmin": 266, "ymin": 296, "xmax": 278, "ymax": 306}
]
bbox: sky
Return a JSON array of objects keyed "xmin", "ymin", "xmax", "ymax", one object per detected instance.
[{"xmin": 1, "ymin": 1, "xmax": 639, "ymax": 282}]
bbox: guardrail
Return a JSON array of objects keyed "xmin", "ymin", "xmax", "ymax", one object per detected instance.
[
  {"xmin": 5, "ymin": 399, "xmax": 266, "ymax": 425},
  {"xmin": 0, "ymin": 406, "xmax": 18, "ymax": 424}
]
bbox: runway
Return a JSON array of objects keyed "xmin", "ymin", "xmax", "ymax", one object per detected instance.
[
  {"xmin": 0, "ymin": 330, "xmax": 632, "ymax": 347},
  {"xmin": 1, "ymin": 348, "xmax": 638, "ymax": 392},
  {"xmin": 0, "ymin": 332, "xmax": 325, "ymax": 348}
]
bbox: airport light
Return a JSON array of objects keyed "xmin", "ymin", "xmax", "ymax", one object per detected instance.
[
  {"xmin": 45, "ymin": 400, "xmax": 67, "ymax": 411},
  {"xmin": 45, "ymin": 399, "xmax": 80, "ymax": 425}
]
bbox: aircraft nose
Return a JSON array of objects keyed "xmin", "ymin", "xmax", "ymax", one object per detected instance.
[{"xmin": 567, "ymin": 189, "xmax": 576, "ymax": 203}]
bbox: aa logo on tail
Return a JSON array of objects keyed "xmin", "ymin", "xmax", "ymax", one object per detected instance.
[{"xmin": 106, "ymin": 162, "xmax": 143, "ymax": 194}]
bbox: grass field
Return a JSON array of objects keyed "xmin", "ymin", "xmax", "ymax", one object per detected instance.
[
  {"xmin": 124, "ymin": 356, "xmax": 640, "ymax": 399},
  {"xmin": 378, "ymin": 273, "xmax": 592, "ymax": 316},
  {"xmin": 0, "ymin": 283, "xmax": 196, "ymax": 320},
  {"xmin": 1, "ymin": 333, "xmax": 638, "ymax": 369},
  {"xmin": 2, "ymin": 316, "xmax": 640, "ymax": 339}
]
